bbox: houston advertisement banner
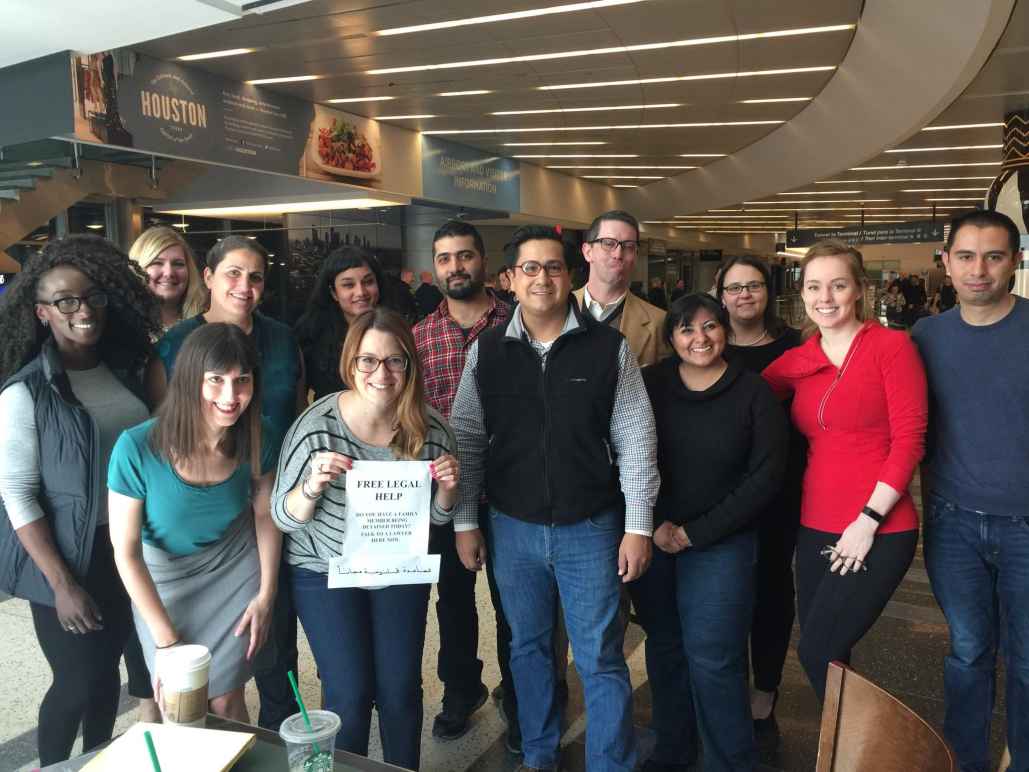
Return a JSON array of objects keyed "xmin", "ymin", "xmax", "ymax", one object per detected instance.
[{"xmin": 70, "ymin": 51, "xmax": 383, "ymax": 186}]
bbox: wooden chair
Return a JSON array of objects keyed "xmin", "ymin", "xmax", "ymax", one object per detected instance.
[{"xmin": 815, "ymin": 662, "xmax": 957, "ymax": 772}]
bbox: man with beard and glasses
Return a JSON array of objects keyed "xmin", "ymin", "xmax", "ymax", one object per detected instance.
[{"xmin": 413, "ymin": 221, "xmax": 516, "ymax": 747}]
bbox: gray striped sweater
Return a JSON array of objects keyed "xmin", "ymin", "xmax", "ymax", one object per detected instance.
[{"xmin": 271, "ymin": 393, "xmax": 456, "ymax": 574}]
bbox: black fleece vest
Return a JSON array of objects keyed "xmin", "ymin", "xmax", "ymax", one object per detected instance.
[{"xmin": 475, "ymin": 317, "xmax": 624, "ymax": 524}]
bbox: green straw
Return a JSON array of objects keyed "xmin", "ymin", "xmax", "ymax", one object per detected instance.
[
  {"xmin": 144, "ymin": 729, "xmax": 162, "ymax": 772},
  {"xmin": 287, "ymin": 670, "xmax": 323, "ymax": 756}
]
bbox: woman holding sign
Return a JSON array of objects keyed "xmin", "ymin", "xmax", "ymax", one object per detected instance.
[{"xmin": 272, "ymin": 307, "xmax": 459, "ymax": 771}]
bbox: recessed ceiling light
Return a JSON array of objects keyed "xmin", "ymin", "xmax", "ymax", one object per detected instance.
[
  {"xmin": 613, "ymin": 184, "xmax": 640, "ymax": 188},
  {"xmin": 815, "ymin": 176, "xmax": 997, "ymax": 183},
  {"xmin": 884, "ymin": 144, "xmax": 1002, "ymax": 153},
  {"xmin": 900, "ymin": 188, "xmax": 988, "ymax": 192},
  {"xmin": 541, "ymin": 65, "xmax": 836, "ymax": 91},
  {"xmin": 178, "ymin": 48, "xmax": 257, "ymax": 62},
  {"xmin": 422, "ymin": 121, "xmax": 782, "ymax": 134},
  {"xmin": 512, "ymin": 153, "xmax": 638, "ymax": 157},
  {"xmin": 547, "ymin": 165, "xmax": 696, "ymax": 169},
  {"xmin": 924, "ymin": 197, "xmax": 985, "ymax": 201},
  {"xmin": 375, "ymin": 0, "xmax": 652, "ymax": 36},
  {"xmin": 491, "ymin": 103, "xmax": 681, "ymax": 116},
  {"xmin": 437, "ymin": 90, "xmax": 494, "ymax": 96},
  {"xmin": 368, "ymin": 25, "xmax": 854, "ymax": 75},
  {"xmin": 327, "ymin": 96, "xmax": 396, "ymax": 104},
  {"xmin": 679, "ymin": 153, "xmax": 727, "ymax": 158},
  {"xmin": 582, "ymin": 174, "xmax": 665, "ymax": 179},
  {"xmin": 171, "ymin": 222, "xmax": 189, "ymax": 229},
  {"xmin": 777, "ymin": 190, "xmax": 862, "ymax": 195},
  {"xmin": 851, "ymin": 162, "xmax": 1001, "ymax": 170},
  {"xmin": 86, "ymin": 223, "xmax": 104, "ymax": 230},
  {"xmin": 921, "ymin": 122, "xmax": 1004, "ymax": 131},
  {"xmin": 744, "ymin": 199, "xmax": 892, "ymax": 204},
  {"xmin": 739, "ymin": 97, "xmax": 811, "ymax": 103},
  {"xmin": 376, "ymin": 114, "xmax": 436, "ymax": 120},
  {"xmin": 159, "ymin": 199, "xmax": 406, "ymax": 217},
  {"xmin": 503, "ymin": 141, "xmax": 608, "ymax": 146},
  {"xmin": 246, "ymin": 75, "xmax": 322, "ymax": 85}
]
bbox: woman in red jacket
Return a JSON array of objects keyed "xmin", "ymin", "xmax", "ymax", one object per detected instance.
[{"xmin": 762, "ymin": 241, "xmax": 927, "ymax": 701}]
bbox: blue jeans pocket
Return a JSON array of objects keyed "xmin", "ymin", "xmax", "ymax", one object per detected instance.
[
  {"xmin": 586, "ymin": 509, "xmax": 622, "ymax": 532},
  {"xmin": 924, "ymin": 493, "xmax": 955, "ymax": 526}
]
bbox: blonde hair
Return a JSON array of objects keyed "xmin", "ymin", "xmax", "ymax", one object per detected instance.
[
  {"xmin": 128, "ymin": 226, "xmax": 207, "ymax": 320},
  {"xmin": 799, "ymin": 240, "xmax": 870, "ymax": 338},
  {"xmin": 340, "ymin": 308, "xmax": 429, "ymax": 460}
]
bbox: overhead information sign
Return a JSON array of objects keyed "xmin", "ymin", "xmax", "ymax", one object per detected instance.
[{"xmin": 787, "ymin": 220, "xmax": 945, "ymax": 247}]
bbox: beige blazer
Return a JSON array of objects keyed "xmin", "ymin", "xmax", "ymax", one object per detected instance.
[{"xmin": 574, "ymin": 287, "xmax": 671, "ymax": 367}]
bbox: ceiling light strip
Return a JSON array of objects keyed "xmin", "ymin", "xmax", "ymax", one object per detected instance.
[
  {"xmin": 921, "ymin": 122, "xmax": 1004, "ymax": 131},
  {"xmin": 367, "ymin": 25, "xmax": 854, "ymax": 75},
  {"xmin": 491, "ymin": 103, "xmax": 681, "ymax": 116},
  {"xmin": 884, "ymin": 144, "xmax": 1002, "ymax": 153},
  {"xmin": 375, "ymin": 0, "xmax": 651, "ymax": 36},
  {"xmin": 422, "ymin": 120, "xmax": 783, "ymax": 135},
  {"xmin": 178, "ymin": 48, "xmax": 257, "ymax": 61},
  {"xmin": 327, "ymin": 96, "xmax": 395, "ymax": 104},
  {"xmin": 540, "ymin": 65, "xmax": 836, "ymax": 91},
  {"xmin": 851, "ymin": 162, "xmax": 1001, "ymax": 170}
]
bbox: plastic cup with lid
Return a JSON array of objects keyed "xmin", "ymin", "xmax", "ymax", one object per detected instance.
[{"xmin": 279, "ymin": 709, "xmax": 340, "ymax": 771}]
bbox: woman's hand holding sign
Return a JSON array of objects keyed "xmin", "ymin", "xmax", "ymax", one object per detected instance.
[
  {"xmin": 285, "ymin": 451, "xmax": 354, "ymax": 523},
  {"xmin": 429, "ymin": 454, "xmax": 460, "ymax": 511}
]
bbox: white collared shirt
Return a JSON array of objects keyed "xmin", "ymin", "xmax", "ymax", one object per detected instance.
[{"xmin": 583, "ymin": 286, "xmax": 628, "ymax": 323}]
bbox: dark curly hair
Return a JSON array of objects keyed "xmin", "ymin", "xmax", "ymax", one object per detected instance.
[{"xmin": 0, "ymin": 234, "xmax": 160, "ymax": 382}]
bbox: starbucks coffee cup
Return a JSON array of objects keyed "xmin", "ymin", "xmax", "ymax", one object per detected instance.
[{"xmin": 157, "ymin": 644, "xmax": 211, "ymax": 727}]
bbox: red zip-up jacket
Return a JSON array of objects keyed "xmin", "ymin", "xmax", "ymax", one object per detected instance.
[{"xmin": 762, "ymin": 321, "xmax": 928, "ymax": 534}]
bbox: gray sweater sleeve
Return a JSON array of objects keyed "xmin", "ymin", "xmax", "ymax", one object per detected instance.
[{"xmin": 0, "ymin": 383, "xmax": 45, "ymax": 529}]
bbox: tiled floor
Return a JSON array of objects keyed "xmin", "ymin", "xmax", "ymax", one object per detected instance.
[{"xmin": 0, "ymin": 480, "xmax": 1011, "ymax": 771}]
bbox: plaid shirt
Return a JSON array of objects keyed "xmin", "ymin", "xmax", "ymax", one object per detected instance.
[{"xmin": 413, "ymin": 291, "xmax": 511, "ymax": 419}]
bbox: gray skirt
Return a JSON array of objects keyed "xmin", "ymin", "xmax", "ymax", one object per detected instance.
[{"xmin": 135, "ymin": 511, "xmax": 260, "ymax": 698}]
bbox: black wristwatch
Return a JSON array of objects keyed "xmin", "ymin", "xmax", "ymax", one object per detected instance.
[{"xmin": 861, "ymin": 505, "xmax": 885, "ymax": 523}]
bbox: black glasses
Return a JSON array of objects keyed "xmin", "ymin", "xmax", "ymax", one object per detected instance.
[
  {"xmin": 37, "ymin": 291, "xmax": 109, "ymax": 314},
  {"xmin": 723, "ymin": 281, "xmax": 766, "ymax": 296},
  {"xmin": 590, "ymin": 238, "xmax": 640, "ymax": 254},
  {"xmin": 512, "ymin": 261, "xmax": 567, "ymax": 277},
  {"xmin": 355, "ymin": 355, "xmax": 408, "ymax": 374}
]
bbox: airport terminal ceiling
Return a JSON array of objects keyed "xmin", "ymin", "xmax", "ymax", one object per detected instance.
[{"xmin": 129, "ymin": 0, "xmax": 1027, "ymax": 241}]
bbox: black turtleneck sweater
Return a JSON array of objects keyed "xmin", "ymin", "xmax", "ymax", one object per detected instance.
[{"xmin": 643, "ymin": 356, "xmax": 788, "ymax": 549}]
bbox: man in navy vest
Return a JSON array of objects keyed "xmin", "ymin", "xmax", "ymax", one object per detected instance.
[
  {"xmin": 912, "ymin": 209, "xmax": 1029, "ymax": 772},
  {"xmin": 451, "ymin": 225, "xmax": 658, "ymax": 772}
]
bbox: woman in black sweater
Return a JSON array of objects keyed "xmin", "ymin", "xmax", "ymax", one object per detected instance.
[
  {"xmin": 629, "ymin": 293, "xmax": 787, "ymax": 772},
  {"xmin": 716, "ymin": 255, "xmax": 806, "ymax": 734}
]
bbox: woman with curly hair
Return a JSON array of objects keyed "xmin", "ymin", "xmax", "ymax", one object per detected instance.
[
  {"xmin": 294, "ymin": 246, "xmax": 387, "ymax": 401},
  {"xmin": 0, "ymin": 235, "xmax": 159, "ymax": 765},
  {"xmin": 128, "ymin": 226, "xmax": 207, "ymax": 332}
]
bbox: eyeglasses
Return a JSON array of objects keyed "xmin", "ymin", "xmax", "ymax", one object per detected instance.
[
  {"xmin": 589, "ymin": 238, "xmax": 640, "ymax": 254},
  {"xmin": 723, "ymin": 281, "xmax": 766, "ymax": 296},
  {"xmin": 355, "ymin": 354, "xmax": 408, "ymax": 374},
  {"xmin": 37, "ymin": 291, "xmax": 109, "ymax": 314},
  {"xmin": 512, "ymin": 261, "xmax": 567, "ymax": 277}
]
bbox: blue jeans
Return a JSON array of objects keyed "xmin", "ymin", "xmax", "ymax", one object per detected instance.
[
  {"xmin": 629, "ymin": 529, "xmax": 758, "ymax": 772},
  {"xmin": 289, "ymin": 567, "xmax": 431, "ymax": 771},
  {"xmin": 924, "ymin": 493, "xmax": 1029, "ymax": 772},
  {"xmin": 487, "ymin": 508, "xmax": 635, "ymax": 771}
]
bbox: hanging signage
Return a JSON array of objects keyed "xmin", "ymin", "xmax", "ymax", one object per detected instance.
[
  {"xmin": 421, "ymin": 136, "xmax": 520, "ymax": 212},
  {"xmin": 70, "ymin": 51, "xmax": 383, "ymax": 185},
  {"xmin": 786, "ymin": 220, "xmax": 945, "ymax": 248}
]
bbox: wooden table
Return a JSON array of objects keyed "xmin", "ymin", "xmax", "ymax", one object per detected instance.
[{"xmin": 41, "ymin": 715, "xmax": 411, "ymax": 772}]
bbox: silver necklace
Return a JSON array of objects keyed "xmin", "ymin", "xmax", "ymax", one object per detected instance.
[{"xmin": 735, "ymin": 329, "xmax": 769, "ymax": 347}]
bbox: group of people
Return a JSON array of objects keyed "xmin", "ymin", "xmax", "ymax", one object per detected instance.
[
  {"xmin": 883, "ymin": 271, "xmax": 958, "ymax": 329},
  {"xmin": 0, "ymin": 206, "xmax": 1024, "ymax": 772}
]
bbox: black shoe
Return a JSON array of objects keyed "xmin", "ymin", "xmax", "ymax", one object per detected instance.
[
  {"xmin": 432, "ymin": 683, "xmax": 489, "ymax": 741},
  {"xmin": 491, "ymin": 684, "xmax": 505, "ymax": 703},
  {"xmin": 752, "ymin": 689, "xmax": 779, "ymax": 734}
]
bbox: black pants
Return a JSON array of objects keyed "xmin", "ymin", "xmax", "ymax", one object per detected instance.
[
  {"xmin": 30, "ymin": 528, "xmax": 134, "ymax": 765},
  {"xmin": 750, "ymin": 506, "xmax": 800, "ymax": 693},
  {"xmin": 122, "ymin": 626, "xmax": 154, "ymax": 699},
  {"xmin": 795, "ymin": 526, "xmax": 917, "ymax": 701},
  {"xmin": 429, "ymin": 522, "xmax": 485, "ymax": 702},
  {"xmin": 253, "ymin": 562, "xmax": 299, "ymax": 730}
]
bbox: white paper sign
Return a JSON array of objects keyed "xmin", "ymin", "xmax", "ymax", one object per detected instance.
[{"xmin": 328, "ymin": 460, "xmax": 438, "ymax": 588}]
